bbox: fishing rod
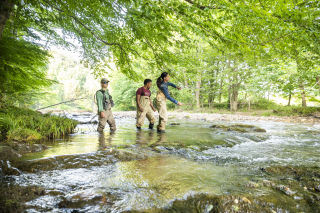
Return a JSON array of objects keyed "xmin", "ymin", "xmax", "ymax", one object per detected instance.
[{"xmin": 36, "ymin": 97, "xmax": 89, "ymax": 111}]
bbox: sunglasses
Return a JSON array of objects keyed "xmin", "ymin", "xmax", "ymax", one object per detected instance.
[{"xmin": 102, "ymin": 81, "xmax": 109, "ymax": 84}]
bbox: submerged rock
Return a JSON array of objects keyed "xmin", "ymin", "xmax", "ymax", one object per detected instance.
[
  {"xmin": 0, "ymin": 183, "xmax": 45, "ymax": 213},
  {"xmin": 246, "ymin": 181, "xmax": 260, "ymax": 188},
  {"xmin": 4, "ymin": 142, "xmax": 47, "ymax": 154},
  {"xmin": 0, "ymin": 145, "xmax": 21, "ymax": 160},
  {"xmin": 169, "ymin": 122, "xmax": 180, "ymax": 126},
  {"xmin": 210, "ymin": 124, "xmax": 267, "ymax": 133},
  {"xmin": 0, "ymin": 160, "xmax": 21, "ymax": 176},
  {"xmin": 14, "ymin": 149, "xmax": 147, "ymax": 172},
  {"xmin": 276, "ymin": 185, "xmax": 296, "ymax": 196},
  {"xmin": 260, "ymin": 166, "xmax": 320, "ymax": 211},
  {"xmin": 123, "ymin": 194, "xmax": 276, "ymax": 213}
]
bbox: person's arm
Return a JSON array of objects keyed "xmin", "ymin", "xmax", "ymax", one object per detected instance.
[
  {"xmin": 96, "ymin": 91, "xmax": 105, "ymax": 116},
  {"xmin": 168, "ymin": 82, "xmax": 182, "ymax": 90},
  {"xmin": 161, "ymin": 85, "xmax": 178, "ymax": 104},
  {"xmin": 136, "ymin": 89, "xmax": 143, "ymax": 112},
  {"xmin": 167, "ymin": 82, "xmax": 177, "ymax": 88},
  {"xmin": 150, "ymin": 98, "xmax": 156, "ymax": 111}
]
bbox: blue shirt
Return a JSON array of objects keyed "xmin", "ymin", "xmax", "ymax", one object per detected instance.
[{"xmin": 160, "ymin": 82, "xmax": 178, "ymax": 104}]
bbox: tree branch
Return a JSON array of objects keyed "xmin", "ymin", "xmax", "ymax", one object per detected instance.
[{"xmin": 42, "ymin": 0, "xmax": 125, "ymax": 53}]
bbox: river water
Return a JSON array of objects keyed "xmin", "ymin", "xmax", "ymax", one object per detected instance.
[{"xmin": 6, "ymin": 113, "xmax": 320, "ymax": 212}]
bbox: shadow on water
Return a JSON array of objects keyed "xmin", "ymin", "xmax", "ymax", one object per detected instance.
[{"xmin": 2, "ymin": 114, "xmax": 320, "ymax": 212}]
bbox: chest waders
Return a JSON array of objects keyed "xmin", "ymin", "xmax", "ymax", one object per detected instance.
[
  {"xmin": 136, "ymin": 95, "xmax": 155, "ymax": 129},
  {"xmin": 97, "ymin": 90, "xmax": 116, "ymax": 133},
  {"xmin": 156, "ymin": 90, "xmax": 167, "ymax": 131}
]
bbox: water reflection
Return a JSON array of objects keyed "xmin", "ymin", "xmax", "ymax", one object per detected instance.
[
  {"xmin": 98, "ymin": 132, "xmax": 115, "ymax": 150},
  {"xmin": 135, "ymin": 130, "xmax": 168, "ymax": 146}
]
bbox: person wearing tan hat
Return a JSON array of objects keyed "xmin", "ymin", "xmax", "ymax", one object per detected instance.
[{"xmin": 96, "ymin": 78, "xmax": 116, "ymax": 132}]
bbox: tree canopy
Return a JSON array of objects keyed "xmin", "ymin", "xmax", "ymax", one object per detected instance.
[{"xmin": 0, "ymin": 0, "xmax": 319, "ymax": 109}]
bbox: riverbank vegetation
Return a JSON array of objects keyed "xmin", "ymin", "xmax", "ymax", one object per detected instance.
[{"xmin": 0, "ymin": 106, "xmax": 78, "ymax": 143}]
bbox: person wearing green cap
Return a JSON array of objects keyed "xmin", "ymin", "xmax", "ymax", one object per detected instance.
[{"xmin": 96, "ymin": 78, "xmax": 116, "ymax": 132}]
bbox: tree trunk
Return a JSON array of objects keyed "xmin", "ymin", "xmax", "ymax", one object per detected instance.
[
  {"xmin": 195, "ymin": 80, "xmax": 201, "ymax": 109},
  {"xmin": 287, "ymin": 91, "xmax": 292, "ymax": 106},
  {"xmin": 299, "ymin": 82, "xmax": 307, "ymax": 107},
  {"xmin": 230, "ymin": 85, "xmax": 239, "ymax": 111},
  {"xmin": 229, "ymin": 63, "xmax": 240, "ymax": 112},
  {"xmin": 0, "ymin": 0, "xmax": 14, "ymax": 40}
]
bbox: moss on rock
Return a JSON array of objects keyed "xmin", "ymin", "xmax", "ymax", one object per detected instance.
[{"xmin": 210, "ymin": 124, "xmax": 267, "ymax": 133}]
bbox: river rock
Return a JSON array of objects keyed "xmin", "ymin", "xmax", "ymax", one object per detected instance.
[
  {"xmin": 246, "ymin": 181, "xmax": 260, "ymax": 188},
  {"xmin": 0, "ymin": 160, "xmax": 21, "ymax": 176},
  {"xmin": 79, "ymin": 120, "xmax": 98, "ymax": 124},
  {"xmin": 210, "ymin": 124, "xmax": 266, "ymax": 133},
  {"xmin": 0, "ymin": 145, "xmax": 21, "ymax": 160},
  {"xmin": 241, "ymin": 197, "xmax": 251, "ymax": 204},
  {"xmin": 262, "ymin": 180, "xmax": 275, "ymax": 187},
  {"xmin": 276, "ymin": 185, "xmax": 296, "ymax": 196}
]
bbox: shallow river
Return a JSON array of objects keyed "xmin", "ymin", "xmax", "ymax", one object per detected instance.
[{"xmin": 8, "ymin": 114, "xmax": 320, "ymax": 212}]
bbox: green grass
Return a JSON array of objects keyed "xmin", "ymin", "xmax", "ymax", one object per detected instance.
[
  {"xmin": 177, "ymin": 98, "xmax": 320, "ymax": 117},
  {"xmin": 272, "ymin": 106, "xmax": 320, "ymax": 116},
  {"xmin": 0, "ymin": 106, "xmax": 78, "ymax": 143}
]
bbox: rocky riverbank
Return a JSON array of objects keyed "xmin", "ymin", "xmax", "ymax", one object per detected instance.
[
  {"xmin": 1, "ymin": 111, "xmax": 319, "ymax": 212},
  {"xmin": 109, "ymin": 111, "xmax": 320, "ymax": 125}
]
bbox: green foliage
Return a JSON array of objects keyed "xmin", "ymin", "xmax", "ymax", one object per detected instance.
[
  {"xmin": 0, "ymin": 106, "xmax": 78, "ymax": 142},
  {"xmin": 246, "ymin": 98, "xmax": 278, "ymax": 110},
  {"xmin": 273, "ymin": 106, "xmax": 320, "ymax": 117},
  {"xmin": 7, "ymin": 128, "xmax": 42, "ymax": 142},
  {"xmin": 0, "ymin": 0, "xmax": 320, "ymax": 113},
  {"xmin": 110, "ymin": 73, "xmax": 141, "ymax": 111},
  {"xmin": 0, "ymin": 37, "xmax": 53, "ymax": 105}
]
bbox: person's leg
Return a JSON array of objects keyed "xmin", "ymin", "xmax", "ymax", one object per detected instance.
[
  {"xmin": 136, "ymin": 109, "xmax": 147, "ymax": 129},
  {"xmin": 106, "ymin": 109, "xmax": 116, "ymax": 132},
  {"xmin": 146, "ymin": 107, "xmax": 155, "ymax": 129},
  {"xmin": 97, "ymin": 111, "xmax": 107, "ymax": 133},
  {"xmin": 157, "ymin": 99, "xmax": 167, "ymax": 132}
]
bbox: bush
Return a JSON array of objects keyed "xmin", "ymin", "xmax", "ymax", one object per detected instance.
[
  {"xmin": 272, "ymin": 106, "xmax": 320, "ymax": 116},
  {"xmin": 7, "ymin": 128, "xmax": 42, "ymax": 141}
]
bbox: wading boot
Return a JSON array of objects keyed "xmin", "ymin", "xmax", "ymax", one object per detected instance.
[
  {"xmin": 157, "ymin": 128, "xmax": 165, "ymax": 133},
  {"xmin": 136, "ymin": 126, "xmax": 141, "ymax": 130},
  {"xmin": 149, "ymin": 123, "xmax": 154, "ymax": 130}
]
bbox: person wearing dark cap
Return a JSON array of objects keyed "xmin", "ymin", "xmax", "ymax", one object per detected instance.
[{"xmin": 96, "ymin": 78, "xmax": 116, "ymax": 132}]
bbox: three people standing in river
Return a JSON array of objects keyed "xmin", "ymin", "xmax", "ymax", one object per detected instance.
[{"xmin": 96, "ymin": 72, "xmax": 182, "ymax": 133}]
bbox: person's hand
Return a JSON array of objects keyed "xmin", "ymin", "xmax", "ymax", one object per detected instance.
[
  {"xmin": 177, "ymin": 86, "xmax": 182, "ymax": 90},
  {"xmin": 139, "ymin": 106, "xmax": 144, "ymax": 112},
  {"xmin": 152, "ymin": 106, "xmax": 157, "ymax": 112},
  {"xmin": 100, "ymin": 111, "xmax": 105, "ymax": 118},
  {"xmin": 177, "ymin": 102, "xmax": 183, "ymax": 106}
]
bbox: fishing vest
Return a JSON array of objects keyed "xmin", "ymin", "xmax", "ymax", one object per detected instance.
[{"xmin": 99, "ymin": 89, "xmax": 114, "ymax": 110}]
